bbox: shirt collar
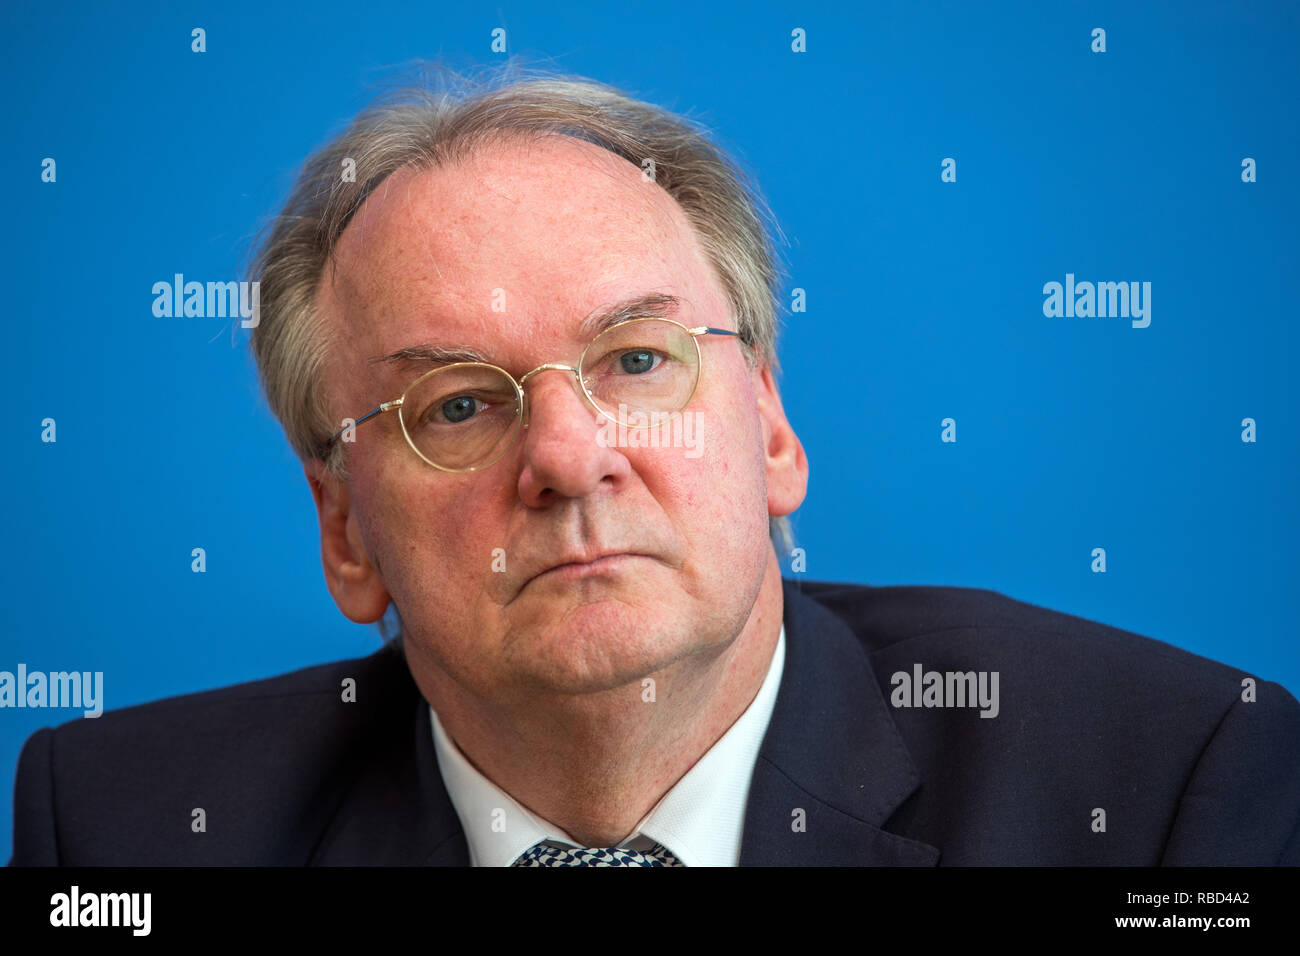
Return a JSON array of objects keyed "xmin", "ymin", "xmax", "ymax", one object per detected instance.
[{"xmin": 429, "ymin": 623, "xmax": 786, "ymax": 866}]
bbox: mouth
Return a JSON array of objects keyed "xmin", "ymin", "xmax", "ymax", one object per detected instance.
[{"xmin": 525, "ymin": 552, "xmax": 654, "ymax": 590}]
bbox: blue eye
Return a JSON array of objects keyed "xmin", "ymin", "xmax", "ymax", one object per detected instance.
[
  {"xmin": 619, "ymin": 349, "xmax": 661, "ymax": 374},
  {"xmin": 441, "ymin": 396, "xmax": 479, "ymax": 423}
]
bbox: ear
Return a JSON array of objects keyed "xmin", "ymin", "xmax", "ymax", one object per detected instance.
[
  {"xmin": 752, "ymin": 363, "xmax": 808, "ymax": 519},
  {"xmin": 304, "ymin": 459, "xmax": 392, "ymax": 624}
]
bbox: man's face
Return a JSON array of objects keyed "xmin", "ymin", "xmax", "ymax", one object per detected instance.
[{"xmin": 312, "ymin": 134, "xmax": 806, "ymax": 700}]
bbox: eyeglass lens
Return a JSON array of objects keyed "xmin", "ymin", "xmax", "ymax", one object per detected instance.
[{"xmin": 398, "ymin": 319, "xmax": 700, "ymax": 470}]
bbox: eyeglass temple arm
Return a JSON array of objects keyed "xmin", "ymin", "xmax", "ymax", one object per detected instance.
[
  {"xmin": 322, "ymin": 399, "xmax": 403, "ymax": 451},
  {"xmin": 689, "ymin": 327, "xmax": 742, "ymax": 338}
]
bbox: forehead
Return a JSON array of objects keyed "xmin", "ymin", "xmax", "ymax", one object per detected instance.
[{"xmin": 319, "ymin": 134, "xmax": 722, "ymax": 361}]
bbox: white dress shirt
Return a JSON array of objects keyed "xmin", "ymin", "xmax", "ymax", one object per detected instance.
[{"xmin": 429, "ymin": 624, "xmax": 786, "ymax": 867}]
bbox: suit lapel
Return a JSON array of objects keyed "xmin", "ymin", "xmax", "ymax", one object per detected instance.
[
  {"xmin": 309, "ymin": 660, "xmax": 469, "ymax": 866},
  {"xmin": 739, "ymin": 579, "xmax": 940, "ymax": 866}
]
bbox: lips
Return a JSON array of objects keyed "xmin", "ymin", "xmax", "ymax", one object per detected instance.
[{"xmin": 525, "ymin": 551, "xmax": 652, "ymax": 589}]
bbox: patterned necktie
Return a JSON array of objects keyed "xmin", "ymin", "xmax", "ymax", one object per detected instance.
[{"xmin": 512, "ymin": 841, "xmax": 684, "ymax": 866}]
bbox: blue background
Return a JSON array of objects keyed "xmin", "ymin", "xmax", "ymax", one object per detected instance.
[{"xmin": 3, "ymin": 0, "xmax": 1297, "ymax": 861}]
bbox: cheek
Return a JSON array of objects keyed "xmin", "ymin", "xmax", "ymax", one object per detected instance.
[
  {"xmin": 354, "ymin": 456, "xmax": 503, "ymax": 587},
  {"xmin": 708, "ymin": 375, "xmax": 767, "ymax": 481},
  {"xmin": 667, "ymin": 387, "xmax": 770, "ymax": 543}
]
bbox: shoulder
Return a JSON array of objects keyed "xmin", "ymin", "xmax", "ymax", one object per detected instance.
[
  {"xmin": 791, "ymin": 579, "xmax": 1300, "ymax": 863},
  {"xmin": 795, "ymin": 578, "xmax": 1273, "ymax": 703},
  {"xmin": 46, "ymin": 642, "xmax": 413, "ymax": 755},
  {"xmin": 11, "ymin": 642, "xmax": 417, "ymax": 865}
]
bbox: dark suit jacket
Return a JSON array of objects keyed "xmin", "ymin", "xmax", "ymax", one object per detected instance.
[{"xmin": 10, "ymin": 579, "xmax": 1300, "ymax": 865}]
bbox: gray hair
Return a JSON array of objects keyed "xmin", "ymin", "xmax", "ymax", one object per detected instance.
[{"xmin": 248, "ymin": 58, "xmax": 795, "ymax": 553}]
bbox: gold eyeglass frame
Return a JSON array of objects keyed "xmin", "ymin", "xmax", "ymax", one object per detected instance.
[{"xmin": 323, "ymin": 317, "xmax": 741, "ymax": 473}]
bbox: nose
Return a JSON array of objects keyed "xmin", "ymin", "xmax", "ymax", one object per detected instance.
[{"xmin": 515, "ymin": 367, "xmax": 631, "ymax": 507}]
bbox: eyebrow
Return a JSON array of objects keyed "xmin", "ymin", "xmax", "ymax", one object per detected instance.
[{"xmin": 369, "ymin": 292, "xmax": 686, "ymax": 372}]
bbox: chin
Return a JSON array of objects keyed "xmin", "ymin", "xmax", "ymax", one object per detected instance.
[{"xmin": 502, "ymin": 595, "xmax": 706, "ymax": 694}]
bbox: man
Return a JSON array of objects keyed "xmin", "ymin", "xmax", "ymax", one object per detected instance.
[{"xmin": 10, "ymin": 65, "xmax": 1300, "ymax": 866}]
